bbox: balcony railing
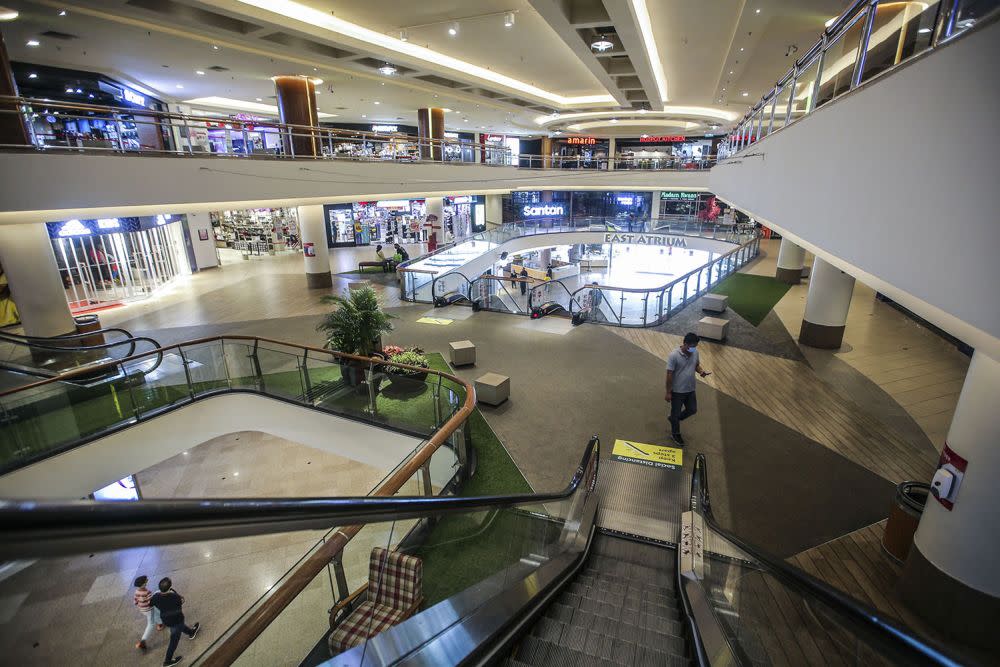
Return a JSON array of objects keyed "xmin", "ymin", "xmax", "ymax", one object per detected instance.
[
  {"xmin": 0, "ymin": 95, "xmax": 716, "ymax": 171},
  {"xmin": 719, "ymin": 0, "xmax": 1000, "ymax": 158}
]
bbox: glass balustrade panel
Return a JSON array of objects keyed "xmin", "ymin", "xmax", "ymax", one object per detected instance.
[
  {"xmin": 860, "ymin": 0, "xmax": 942, "ymax": 83},
  {"xmin": 789, "ymin": 56, "xmax": 822, "ymax": 125},
  {"xmin": 816, "ymin": 10, "xmax": 869, "ymax": 108}
]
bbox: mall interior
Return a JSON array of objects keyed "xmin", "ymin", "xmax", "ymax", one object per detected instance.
[{"xmin": 0, "ymin": 1, "xmax": 997, "ymax": 666}]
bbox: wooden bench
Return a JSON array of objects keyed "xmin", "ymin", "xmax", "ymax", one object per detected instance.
[{"xmin": 358, "ymin": 261, "xmax": 391, "ymax": 273}]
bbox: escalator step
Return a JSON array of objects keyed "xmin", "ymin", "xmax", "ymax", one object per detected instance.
[
  {"xmin": 531, "ymin": 616, "xmax": 565, "ymax": 643},
  {"xmin": 545, "ymin": 602, "xmax": 576, "ymax": 623}
]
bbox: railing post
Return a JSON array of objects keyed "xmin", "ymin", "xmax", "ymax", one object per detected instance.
[
  {"xmin": 300, "ymin": 349, "xmax": 312, "ymax": 402},
  {"xmin": 852, "ymin": 2, "xmax": 879, "ymax": 88},
  {"xmin": 176, "ymin": 347, "xmax": 197, "ymax": 400},
  {"xmin": 365, "ymin": 362, "xmax": 377, "ymax": 415},
  {"xmin": 933, "ymin": 0, "xmax": 960, "ymax": 46},
  {"xmin": 242, "ymin": 125, "xmax": 251, "ymax": 156},
  {"xmin": 421, "ymin": 462, "xmax": 433, "ymax": 496},
  {"xmin": 330, "ymin": 550, "xmax": 350, "ymax": 603},
  {"xmin": 181, "ymin": 115, "xmax": 194, "ymax": 154},
  {"xmin": 432, "ymin": 376, "xmax": 442, "ymax": 427}
]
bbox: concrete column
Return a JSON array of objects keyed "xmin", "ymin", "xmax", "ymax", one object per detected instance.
[
  {"xmin": 899, "ymin": 350, "xmax": 1000, "ymax": 647},
  {"xmin": 417, "ymin": 108, "xmax": 445, "ymax": 161},
  {"xmin": 424, "ymin": 197, "xmax": 444, "ymax": 243},
  {"xmin": 0, "ymin": 33, "xmax": 30, "ymax": 146},
  {"xmin": 0, "ymin": 223, "xmax": 75, "ymax": 336},
  {"xmin": 651, "ymin": 191, "xmax": 662, "ymax": 220},
  {"xmin": 297, "ymin": 205, "xmax": 331, "ymax": 288},
  {"xmin": 539, "ymin": 248, "xmax": 552, "ymax": 270},
  {"xmin": 798, "ymin": 256, "xmax": 854, "ymax": 349},
  {"xmin": 273, "ymin": 75, "xmax": 320, "ymax": 157},
  {"xmin": 775, "ymin": 237, "xmax": 806, "ymax": 284},
  {"xmin": 485, "ymin": 194, "xmax": 503, "ymax": 230},
  {"xmin": 607, "ymin": 137, "xmax": 616, "ymax": 170}
]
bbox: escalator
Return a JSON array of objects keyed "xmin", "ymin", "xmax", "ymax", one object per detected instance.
[{"xmin": 0, "ymin": 426, "xmax": 965, "ymax": 666}]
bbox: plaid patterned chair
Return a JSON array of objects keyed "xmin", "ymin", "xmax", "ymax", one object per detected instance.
[{"xmin": 328, "ymin": 547, "xmax": 424, "ymax": 655}]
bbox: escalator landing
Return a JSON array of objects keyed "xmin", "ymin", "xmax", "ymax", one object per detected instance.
[{"xmin": 594, "ymin": 451, "xmax": 689, "ymax": 545}]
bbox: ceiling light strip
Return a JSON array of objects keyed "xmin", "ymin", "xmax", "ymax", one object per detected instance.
[
  {"xmin": 535, "ymin": 106, "xmax": 739, "ymax": 126},
  {"xmin": 236, "ymin": 0, "xmax": 614, "ymax": 106},
  {"xmin": 630, "ymin": 0, "xmax": 668, "ymax": 103}
]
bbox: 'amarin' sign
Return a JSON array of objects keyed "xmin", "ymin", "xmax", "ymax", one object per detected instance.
[{"xmin": 604, "ymin": 233, "xmax": 688, "ymax": 247}]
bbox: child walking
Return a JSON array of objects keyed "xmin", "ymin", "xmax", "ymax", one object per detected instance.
[{"xmin": 133, "ymin": 575, "xmax": 163, "ymax": 651}]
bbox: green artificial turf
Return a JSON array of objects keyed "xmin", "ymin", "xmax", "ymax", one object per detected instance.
[
  {"xmin": 337, "ymin": 266, "xmax": 390, "ymax": 275},
  {"xmin": 711, "ymin": 273, "xmax": 792, "ymax": 326}
]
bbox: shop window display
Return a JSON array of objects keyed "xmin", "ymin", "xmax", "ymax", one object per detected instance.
[{"xmin": 211, "ymin": 208, "xmax": 300, "ymax": 255}]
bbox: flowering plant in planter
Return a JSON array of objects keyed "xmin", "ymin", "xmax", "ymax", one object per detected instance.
[{"xmin": 385, "ymin": 346, "xmax": 430, "ymax": 381}]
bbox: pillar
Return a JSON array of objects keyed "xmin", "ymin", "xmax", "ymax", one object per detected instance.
[
  {"xmin": 541, "ymin": 136, "xmax": 553, "ymax": 168},
  {"xmin": 899, "ymin": 351, "xmax": 1000, "ymax": 647},
  {"xmin": 608, "ymin": 137, "xmax": 617, "ymax": 170},
  {"xmin": 0, "ymin": 223, "xmax": 75, "ymax": 336},
  {"xmin": 0, "ymin": 33, "xmax": 30, "ymax": 146},
  {"xmin": 296, "ymin": 205, "xmax": 331, "ymax": 288},
  {"xmin": 417, "ymin": 108, "xmax": 445, "ymax": 161},
  {"xmin": 485, "ymin": 194, "xmax": 503, "ymax": 230},
  {"xmin": 775, "ymin": 237, "xmax": 806, "ymax": 284},
  {"xmin": 798, "ymin": 256, "xmax": 854, "ymax": 349},
  {"xmin": 273, "ymin": 75, "xmax": 320, "ymax": 157},
  {"xmin": 424, "ymin": 197, "xmax": 444, "ymax": 243},
  {"xmin": 651, "ymin": 191, "xmax": 663, "ymax": 220},
  {"xmin": 539, "ymin": 248, "xmax": 552, "ymax": 270}
]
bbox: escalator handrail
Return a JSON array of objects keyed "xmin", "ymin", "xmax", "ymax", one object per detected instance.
[
  {"xmin": 0, "ymin": 331, "xmax": 160, "ymax": 357},
  {"xmin": 690, "ymin": 453, "xmax": 965, "ymax": 667},
  {"xmin": 0, "ymin": 436, "xmax": 599, "ymax": 559},
  {"xmin": 0, "ymin": 326, "xmax": 137, "ymax": 344},
  {"xmin": 0, "ymin": 331, "xmax": 165, "ymax": 385}
]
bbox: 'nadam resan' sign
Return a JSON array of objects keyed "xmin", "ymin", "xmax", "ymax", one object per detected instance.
[
  {"xmin": 522, "ymin": 204, "xmax": 564, "ymax": 217},
  {"xmin": 604, "ymin": 232, "xmax": 688, "ymax": 248}
]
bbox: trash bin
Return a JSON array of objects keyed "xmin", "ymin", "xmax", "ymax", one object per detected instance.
[
  {"xmin": 882, "ymin": 481, "xmax": 930, "ymax": 563},
  {"xmin": 74, "ymin": 314, "xmax": 105, "ymax": 347}
]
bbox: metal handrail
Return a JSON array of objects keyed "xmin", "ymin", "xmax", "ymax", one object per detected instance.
[
  {"xmin": 720, "ymin": 1, "xmax": 1000, "ymax": 159},
  {"xmin": 689, "ymin": 454, "xmax": 966, "ymax": 667}
]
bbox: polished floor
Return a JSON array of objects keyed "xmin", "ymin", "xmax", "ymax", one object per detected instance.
[{"xmin": 1, "ymin": 237, "xmax": 974, "ymax": 664}]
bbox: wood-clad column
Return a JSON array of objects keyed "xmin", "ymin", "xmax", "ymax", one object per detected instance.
[
  {"xmin": 417, "ymin": 107, "xmax": 445, "ymax": 160},
  {"xmin": 0, "ymin": 33, "xmax": 30, "ymax": 146},
  {"xmin": 273, "ymin": 75, "xmax": 320, "ymax": 157},
  {"xmin": 540, "ymin": 136, "xmax": 553, "ymax": 168}
]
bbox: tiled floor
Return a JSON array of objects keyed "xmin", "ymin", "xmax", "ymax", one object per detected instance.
[{"xmin": 0, "ymin": 431, "xmax": 398, "ymax": 667}]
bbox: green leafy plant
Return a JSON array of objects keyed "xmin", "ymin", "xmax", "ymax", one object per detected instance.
[
  {"xmin": 316, "ymin": 286, "xmax": 394, "ymax": 357},
  {"xmin": 389, "ymin": 349, "xmax": 430, "ymax": 371}
]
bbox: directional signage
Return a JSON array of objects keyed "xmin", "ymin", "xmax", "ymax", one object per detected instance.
[{"xmin": 611, "ymin": 439, "xmax": 683, "ymax": 470}]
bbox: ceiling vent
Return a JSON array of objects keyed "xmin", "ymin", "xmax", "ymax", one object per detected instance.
[
  {"xmin": 414, "ymin": 74, "xmax": 466, "ymax": 89},
  {"xmin": 259, "ymin": 32, "xmax": 356, "ymax": 59},
  {"xmin": 126, "ymin": 0, "xmax": 262, "ymax": 34},
  {"xmin": 207, "ymin": 65, "xmax": 230, "ymax": 72},
  {"xmin": 40, "ymin": 30, "xmax": 78, "ymax": 40}
]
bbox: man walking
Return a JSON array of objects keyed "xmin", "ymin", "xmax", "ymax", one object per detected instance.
[
  {"xmin": 151, "ymin": 577, "xmax": 200, "ymax": 666},
  {"xmin": 665, "ymin": 332, "xmax": 711, "ymax": 445}
]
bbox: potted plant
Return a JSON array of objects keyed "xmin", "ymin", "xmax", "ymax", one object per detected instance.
[{"xmin": 317, "ymin": 286, "xmax": 395, "ymax": 386}]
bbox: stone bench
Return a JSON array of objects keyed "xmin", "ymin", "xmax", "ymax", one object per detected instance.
[
  {"xmin": 449, "ymin": 340, "xmax": 476, "ymax": 367},
  {"xmin": 702, "ymin": 293, "xmax": 728, "ymax": 313},
  {"xmin": 697, "ymin": 316, "xmax": 730, "ymax": 342},
  {"xmin": 475, "ymin": 372, "xmax": 510, "ymax": 406}
]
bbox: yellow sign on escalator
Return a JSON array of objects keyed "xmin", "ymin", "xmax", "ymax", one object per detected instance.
[{"xmin": 611, "ymin": 439, "xmax": 683, "ymax": 470}]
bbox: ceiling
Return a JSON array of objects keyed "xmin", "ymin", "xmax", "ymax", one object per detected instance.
[{"xmin": 1, "ymin": 0, "xmax": 853, "ymax": 136}]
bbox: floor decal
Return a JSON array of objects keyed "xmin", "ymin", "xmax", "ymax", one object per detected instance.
[
  {"xmin": 611, "ymin": 438, "xmax": 683, "ymax": 470},
  {"xmin": 416, "ymin": 317, "xmax": 454, "ymax": 326}
]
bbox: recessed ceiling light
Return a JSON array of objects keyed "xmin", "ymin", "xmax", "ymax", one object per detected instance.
[
  {"xmin": 480, "ymin": 125, "xmax": 485, "ymax": 129},
  {"xmin": 26, "ymin": 39, "xmax": 40, "ymax": 47},
  {"xmin": 27, "ymin": 73, "xmax": 37, "ymax": 79},
  {"xmin": 755, "ymin": 8, "xmax": 760, "ymax": 13},
  {"xmin": 0, "ymin": 8, "xmax": 18, "ymax": 20},
  {"xmin": 373, "ymin": 100, "xmax": 380, "ymax": 104},
  {"xmin": 176, "ymin": 84, "xmax": 184, "ymax": 89},
  {"xmin": 65, "ymin": 87, "xmax": 74, "ymax": 93},
  {"xmin": 641, "ymin": 134, "xmax": 648, "ymax": 138},
  {"xmin": 918, "ymin": 27, "xmax": 931, "ymax": 33},
  {"xmin": 638, "ymin": 109, "xmax": 647, "ymax": 114},
  {"xmin": 729, "ymin": 70, "xmax": 734, "ymax": 75},
  {"xmin": 212, "ymin": 44, "xmax": 220, "ymax": 50},
  {"xmin": 739, "ymin": 47, "xmax": 744, "ymax": 51},
  {"xmin": 448, "ymin": 22, "xmax": 458, "ymax": 36},
  {"xmin": 609, "ymin": 118, "xmax": 618, "ymax": 123},
  {"xmin": 196, "ymin": 70, "xmax": 205, "ymax": 76},
  {"xmin": 741, "ymin": 91, "xmax": 749, "ymax": 96},
  {"xmin": 722, "ymin": 88, "xmax": 726, "ymax": 91},
  {"xmin": 378, "ymin": 63, "xmax": 397, "ymax": 76},
  {"xmin": 591, "ymin": 35, "xmax": 614, "ymax": 52},
  {"xmin": 88, "ymin": 94, "xmax": 94, "ymax": 98},
  {"xmin": 504, "ymin": 12, "xmax": 514, "ymax": 28},
  {"xmin": 361, "ymin": 114, "xmax": 367, "ymax": 118},
  {"xmin": 255, "ymin": 97, "xmax": 263, "ymax": 102},
  {"xmin": 58, "ymin": 9, "xmax": 66, "ymax": 16}
]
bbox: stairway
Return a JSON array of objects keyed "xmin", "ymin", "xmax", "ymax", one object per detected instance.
[{"xmin": 505, "ymin": 532, "xmax": 691, "ymax": 666}]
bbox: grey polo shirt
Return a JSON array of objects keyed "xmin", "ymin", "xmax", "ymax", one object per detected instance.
[{"xmin": 667, "ymin": 347, "xmax": 699, "ymax": 393}]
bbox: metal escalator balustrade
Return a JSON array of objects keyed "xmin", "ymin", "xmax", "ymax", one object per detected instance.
[{"xmin": 0, "ymin": 335, "xmax": 468, "ymax": 477}]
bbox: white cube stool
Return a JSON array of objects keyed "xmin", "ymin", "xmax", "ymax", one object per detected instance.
[
  {"xmin": 449, "ymin": 340, "xmax": 476, "ymax": 367},
  {"xmin": 348, "ymin": 280, "xmax": 370, "ymax": 291},
  {"xmin": 702, "ymin": 294, "xmax": 728, "ymax": 313},
  {"xmin": 475, "ymin": 372, "xmax": 510, "ymax": 406},
  {"xmin": 697, "ymin": 316, "xmax": 730, "ymax": 342}
]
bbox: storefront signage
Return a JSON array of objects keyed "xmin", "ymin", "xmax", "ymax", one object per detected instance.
[
  {"xmin": 376, "ymin": 199, "xmax": 411, "ymax": 209},
  {"xmin": 604, "ymin": 233, "xmax": 688, "ymax": 248},
  {"xmin": 56, "ymin": 219, "xmax": 92, "ymax": 237},
  {"xmin": 661, "ymin": 191, "xmax": 700, "ymax": 201},
  {"xmin": 444, "ymin": 131, "xmax": 459, "ymax": 139},
  {"xmin": 640, "ymin": 135, "xmax": 684, "ymax": 143},
  {"xmin": 484, "ymin": 134, "xmax": 504, "ymax": 143},
  {"xmin": 449, "ymin": 196, "xmax": 473, "ymax": 204},
  {"xmin": 123, "ymin": 89, "xmax": 145, "ymax": 106},
  {"xmin": 371, "ymin": 124, "xmax": 398, "ymax": 133},
  {"xmin": 97, "ymin": 218, "xmax": 121, "ymax": 229},
  {"xmin": 522, "ymin": 204, "xmax": 565, "ymax": 217},
  {"xmin": 566, "ymin": 137, "xmax": 596, "ymax": 145},
  {"xmin": 615, "ymin": 195, "xmax": 635, "ymax": 206},
  {"xmin": 46, "ymin": 215, "xmax": 184, "ymax": 238}
]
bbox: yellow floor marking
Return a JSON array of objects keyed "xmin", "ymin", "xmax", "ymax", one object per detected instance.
[
  {"xmin": 611, "ymin": 438, "xmax": 683, "ymax": 470},
  {"xmin": 416, "ymin": 317, "xmax": 454, "ymax": 325}
]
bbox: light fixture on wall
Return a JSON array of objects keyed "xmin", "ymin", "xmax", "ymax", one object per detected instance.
[
  {"xmin": 26, "ymin": 39, "xmax": 40, "ymax": 47},
  {"xmin": 378, "ymin": 62, "xmax": 397, "ymax": 76},
  {"xmin": 591, "ymin": 35, "xmax": 614, "ymax": 52},
  {"xmin": 504, "ymin": 12, "xmax": 514, "ymax": 27}
]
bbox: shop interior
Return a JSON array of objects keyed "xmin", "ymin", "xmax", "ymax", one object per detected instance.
[
  {"xmin": 615, "ymin": 137, "xmax": 716, "ymax": 169},
  {"xmin": 211, "ymin": 208, "xmax": 300, "ymax": 256}
]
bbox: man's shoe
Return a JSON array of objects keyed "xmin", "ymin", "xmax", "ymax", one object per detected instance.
[
  {"xmin": 136, "ymin": 640, "xmax": 147, "ymax": 651},
  {"xmin": 163, "ymin": 657, "xmax": 182, "ymax": 666},
  {"xmin": 188, "ymin": 623, "xmax": 200, "ymax": 639},
  {"xmin": 672, "ymin": 433, "xmax": 685, "ymax": 446}
]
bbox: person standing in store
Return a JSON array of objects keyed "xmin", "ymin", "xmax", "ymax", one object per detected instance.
[
  {"xmin": 151, "ymin": 577, "xmax": 200, "ymax": 667},
  {"xmin": 665, "ymin": 332, "xmax": 711, "ymax": 446},
  {"xmin": 518, "ymin": 267, "xmax": 528, "ymax": 295}
]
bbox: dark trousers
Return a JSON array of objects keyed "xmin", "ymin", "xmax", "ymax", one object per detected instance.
[
  {"xmin": 669, "ymin": 391, "xmax": 698, "ymax": 435},
  {"xmin": 165, "ymin": 622, "xmax": 195, "ymax": 662}
]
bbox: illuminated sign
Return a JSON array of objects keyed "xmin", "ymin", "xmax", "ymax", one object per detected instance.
[
  {"xmin": 371, "ymin": 124, "xmax": 398, "ymax": 133},
  {"xmin": 615, "ymin": 195, "xmax": 635, "ymax": 206},
  {"xmin": 155, "ymin": 214, "xmax": 173, "ymax": 226},
  {"xmin": 376, "ymin": 199, "xmax": 411, "ymax": 209},
  {"xmin": 640, "ymin": 135, "xmax": 685, "ymax": 143},
  {"xmin": 97, "ymin": 218, "xmax": 121, "ymax": 229},
  {"xmin": 604, "ymin": 233, "xmax": 688, "ymax": 248},
  {"xmin": 123, "ymin": 89, "xmax": 145, "ymax": 106},
  {"xmin": 484, "ymin": 134, "xmax": 504, "ymax": 143},
  {"xmin": 566, "ymin": 136, "xmax": 596, "ymax": 145},
  {"xmin": 522, "ymin": 204, "xmax": 564, "ymax": 217},
  {"xmin": 57, "ymin": 219, "xmax": 91, "ymax": 237},
  {"xmin": 444, "ymin": 131, "xmax": 459, "ymax": 139},
  {"xmin": 449, "ymin": 196, "xmax": 473, "ymax": 204},
  {"xmin": 661, "ymin": 191, "xmax": 700, "ymax": 201}
]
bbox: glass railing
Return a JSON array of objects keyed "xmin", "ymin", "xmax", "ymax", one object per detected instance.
[
  {"xmin": 0, "ymin": 327, "xmax": 162, "ymax": 381},
  {"xmin": 680, "ymin": 453, "xmax": 964, "ymax": 666},
  {"xmin": 719, "ymin": 0, "xmax": 1000, "ymax": 159},
  {"xmin": 0, "ymin": 335, "xmax": 469, "ymax": 475}
]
